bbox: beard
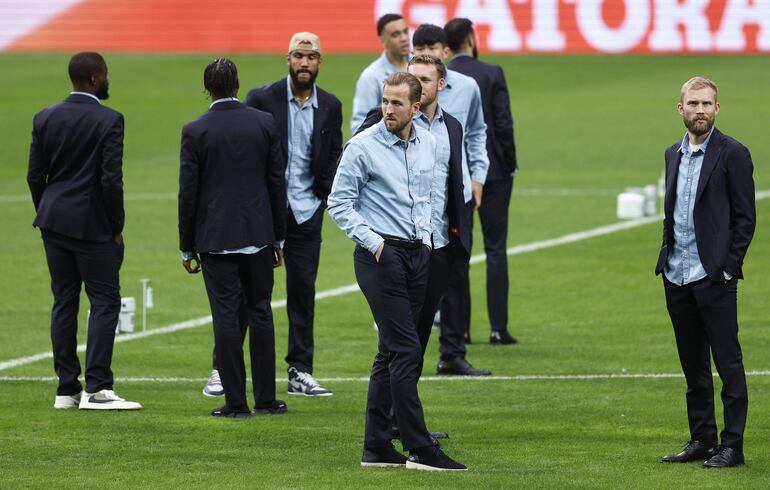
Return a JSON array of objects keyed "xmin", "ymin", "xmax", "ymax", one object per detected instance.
[
  {"xmin": 289, "ymin": 66, "xmax": 318, "ymax": 91},
  {"xmin": 384, "ymin": 116, "xmax": 410, "ymax": 136},
  {"xmin": 96, "ymin": 80, "xmax": 109, "ymax": 100},
  {"xmin": 683, "ymin": 113, "xmax": 714, "ymax": 136}
]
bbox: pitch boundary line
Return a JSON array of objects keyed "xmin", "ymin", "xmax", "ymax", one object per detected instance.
[
  {"xmin": 4, "ymin": 370, "xmax": 770, "ymax": 384},
  {"xmin": 2, "ymin": 190, "xmax": 767, "ymax": 373}
]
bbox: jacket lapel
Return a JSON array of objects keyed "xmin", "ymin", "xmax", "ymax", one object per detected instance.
[
  {"xmin": 694, "ymin": 128, "xmax": 722, "ymax": 203},
  {"xmin": 664, "ymin": 145, "xmax": 680, "ymax": 216}
]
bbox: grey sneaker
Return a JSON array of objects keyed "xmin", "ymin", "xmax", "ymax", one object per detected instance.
[
  {"xmin": 203, "ymin": 369, "xmax": 224, "ymax": 397},
  {"xmin": 288, "ymin": 367, "xmax": 333, "ymax": 397}
]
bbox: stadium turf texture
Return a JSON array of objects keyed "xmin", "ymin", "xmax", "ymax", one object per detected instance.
[{"xmin": 0, "ymin": 54, "xmax": 768, "ymax": 488}]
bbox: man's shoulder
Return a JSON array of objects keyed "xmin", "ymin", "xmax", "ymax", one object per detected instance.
[
  {"xmin": 246, "ymin": 80, "xmax": 284, "ymax": 104},
  {"xmin": 448, "ymin": 68, "xmax": 478, "ymax": 89},
  {"xmin": 414, "ymin": 124, "xmax": 437, "ymax": 145},
  {"xmin": 316, "ymin": 85, "xmax": 342, "ymax": 108},
  {"xmin": 358, "ymin": 54, "xmax": 387, "ymax": 80}
]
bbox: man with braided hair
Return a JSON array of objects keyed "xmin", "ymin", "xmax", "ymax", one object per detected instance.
[{"xmin": 178, "ymin": 57, "xmax": 287, "ymax": 418}]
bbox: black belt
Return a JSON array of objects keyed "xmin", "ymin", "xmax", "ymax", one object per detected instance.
[{"xmin": 381, "ymin": 234, "xmax": 422, "ymax": 250}]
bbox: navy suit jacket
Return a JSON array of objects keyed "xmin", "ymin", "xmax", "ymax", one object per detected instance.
[
  {"xmin": 356, "ymin": 107, "xmax": 471, "ymax": 256},
  {"xmin": 28, "ymin": 93, "xmax": 124, "ymax": 242},
  {"xmin": 178, "ymin": 101, "xmax": 286, "ymax": 253},
  {"xmin": 245, "ymin": 79, "xmax": 343, "ymax": 201},
  {"xmin": 655, "ymin": 128, "xmax": 755, "ymax": 281},
  {"xmin": 448, "ymin": 55, "xmax": 517, "ymax": 181}
]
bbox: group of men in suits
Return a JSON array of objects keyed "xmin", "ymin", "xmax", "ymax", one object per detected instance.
[{"xmin": 27, "ymin": 20, "xmax": 755, "ymax": 472}]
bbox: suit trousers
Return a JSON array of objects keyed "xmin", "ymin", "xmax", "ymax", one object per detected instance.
[
  {"xmin": 41, "ymin": 229, "xmax": 123, "ymax": 395},
  {"xmin": 284, "ymin": 205, "xmax": 324, "ymax": 373},
  {"xmin": 201, "ymin": 249, "xmax": 276, "ymax": 410},
  {"xmin": 354, "ymin": 244, "xmax": 433, "ymax": 451},
  {"xmin": 477, "ymin": 177, "xmax": 514, "ymax": 332},
  {"xmin": 663, "ymin": 276, "xmax": 748, "ymax": 451},
  {"xmin": 439, "ymin": 201, "xmax": 473, "ymax": 342},
  {"xmin": 416, "ymin": 241, "xmax": 467, "ymax": 364}
]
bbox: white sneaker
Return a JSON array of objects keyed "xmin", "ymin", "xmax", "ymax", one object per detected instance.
[
  {"xmin": 202, "ymin": 369, "xmax": 224, "ymax": 397},
  {"xmin": 79, "ymin": 389, "xmax": 142, "ymax": 410},
  {"xmin": 54, "ymin": 391, "xmax": 82, "ymax": 409},
  {"xmin": 288, "ymin": 367, "xmax": 333, "ymax": 397}
]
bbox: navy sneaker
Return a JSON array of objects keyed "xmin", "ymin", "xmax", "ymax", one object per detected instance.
[
  {"xmin": 361, "ymin": 443, "xmax": 407, "ymax": 468},
  {"xmin": 406, "ymin": 445, "xmax": 467, "ymax": 471}
]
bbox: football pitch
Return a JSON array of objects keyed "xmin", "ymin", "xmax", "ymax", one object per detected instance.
[{"xmin": 0, "ymin": 53, "xmax": 768, "ymax": 488}]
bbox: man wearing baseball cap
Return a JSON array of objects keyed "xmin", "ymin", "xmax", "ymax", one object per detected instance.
[{"xmin": 201, "ymin": 33, "xmax": 343, "ymax": 399}]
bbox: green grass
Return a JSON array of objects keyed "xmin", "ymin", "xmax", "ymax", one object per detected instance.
[{"xmin": 0, "ymin": 54, "xmax": 768, "ymax": 488}]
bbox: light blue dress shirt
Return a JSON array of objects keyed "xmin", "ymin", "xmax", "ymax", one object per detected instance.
[
  {"xmin": 438, "ymin": 69, "xmax": 489, "ymax": 202},
  {"xmin": 285, "ymin": 76, "xmax": 322, "ymax": 224},
  {"xmin": 328, "ymin": 120, "xmax": 436, "ymax": 254},
  {"xmin": 350, "ymin": 51, "xmax": 403, "ymax": 134},
  {"xmin": 664, "ymin": 128, "xmax": 714, "ymax": 285},
  {"xmin": 180, "ymin": 97, "xmax": 281, "ymax": 261},
  {"xmin": 413, "ymin": 107, "xmax": 451, "ymax": 250}
]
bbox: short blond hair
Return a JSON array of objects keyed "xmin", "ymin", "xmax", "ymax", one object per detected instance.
[{"xmin": 680, "ymin": 76, "xmax": 718, "ymax": 103}]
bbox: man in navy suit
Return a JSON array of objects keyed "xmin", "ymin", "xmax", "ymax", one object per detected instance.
[
  {"xmin": 179, "ymin": 58, "xmax": 287, "ymax": 418},
  {"xmin": 200, "ymin": 33, "xmax": 344, "ymax": 399},
  {"xmin": 657, "ymin": 77, "xmax": 755, "ymax": 468},
  {"xmin": 28, "ymin": 52, "xmax": 141, "ymax": 411},
  {"xmin": 445, "ymin": 18, "xmax": 519, "ymax": 345}
]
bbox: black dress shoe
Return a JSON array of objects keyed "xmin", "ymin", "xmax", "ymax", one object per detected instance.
[
  {"xmin": 211, "ymin": 405, "xmax": 255, "ymax": 418},
  {"xmin": 437, "ymin": 357, "xmax": 492, "ymax": 376},
  {"xmin": 490, "ymin": 330, "xmax": 518, "ymax": 345},
  {"xmin": 703, "ymin": 446, "xmax": 744, "ymax": 468},
  {"xmin": 406, "ymin": 444, "xmax": 467, "ymax": 471},
  {"xmin": 661, "ymin": 440, "xmax": 717, "ymax": 463},
  {"xmin": 254, "ymin": 399, "xmax": 287, "ymax": 415},
  {"xmin": 361, "ymin": 443, "xmax": 407, "ymax": 467}
]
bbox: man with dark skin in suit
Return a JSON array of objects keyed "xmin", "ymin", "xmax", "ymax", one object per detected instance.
[{"xmin": 28, "ymin": 52, "xmax": 141, "ymax": 410}]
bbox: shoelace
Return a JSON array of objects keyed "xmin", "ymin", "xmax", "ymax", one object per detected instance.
[
  {"xmin": 101, "ymin": 390, "xmax": 124, "ymax": 401},
  {"xmin": 295, "ymin": 371, "xmax": 320, "ymax": 388},
  {"xmin": 209, "ymin": 370, "xmax": 221, "ymax": 385}
]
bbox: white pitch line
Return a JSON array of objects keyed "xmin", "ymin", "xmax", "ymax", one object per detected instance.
[
  {"xmin": 2, "ymin": 191, "xmax": 768, "ymax": 372},
  {"xmin": 4, "ymin": 370, "xmax": 770, "ymax": 384}
]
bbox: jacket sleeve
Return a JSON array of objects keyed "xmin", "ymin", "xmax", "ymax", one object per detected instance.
[
  {"xmin": 492, "ymin": 66, "xmax": 517, "ymax": 173},
  {"xmin": 724, "ymin": 143, "xmax": 756, "ymax": 278},
  {"xmin": 27, "ymin": 113, "xmax": 48, "ymax": 211},
  {"xmin": 178, "ymin": 125, "xmax": 200, "ymax": 252},
  {"xmin": 266, "ymin": 116, "xmax": 287, "ymax": 243},
  {"xmin": 101, "ymin": 113, "xmax": 125, "ymax": 235}
]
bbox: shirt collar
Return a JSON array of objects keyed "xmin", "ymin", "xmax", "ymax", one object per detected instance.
[
  {"xmin": 380, "ymin": 51, "xmax": 409, "ymax": 72},
  {"xmin": 285, "ymin": 76, "xmax": 318, "ymax": 108},
  {"xmin": 451, "ymin": 53, "xmax": 473, "ymax": 60},
  {"xmin": 378, "ymin": 119, "xmax": 419, "ymax": 146},
  {"xmin": 678, "ymin": 126, "xmax": 715, "ymax": 154},
  {"xmin": 414, "ymin": 104, "xmax": 444, "ymax": 124},
  {"xmin": 209, "ymin": 97, "xmax": 239, "ymax": 109},
  {"xmin": 70, "ymin": 91, "xmax": 101, "ymax": 104}
]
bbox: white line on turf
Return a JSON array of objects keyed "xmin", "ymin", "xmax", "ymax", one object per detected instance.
[
  {"xmin": 1, "ymin": 191, "xmax": 768, "ymax": 373},
  {"xmin": 3, "ymin": 371, "xmax": 770, "ymax": 384}
]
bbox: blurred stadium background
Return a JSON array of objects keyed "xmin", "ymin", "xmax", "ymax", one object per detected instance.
[{"xmin": 0, "ymin": 1, "xmax": 768, "ymax": 487}]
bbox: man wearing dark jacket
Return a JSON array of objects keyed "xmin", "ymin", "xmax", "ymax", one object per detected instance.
[
  {"xmin": 179, "ymin": 58, "xmax": 287, "ymax": 418},
  {"xmin": 657, "ymin": 77, "xmax": 755, "ymax": 468},
  {"xmin": 445, "ymin": 18, "xmax": 519, "ymax": 345},
  {"xmin": 28, "ymin": 52, "xmax": 141, "ymax": 411},
  {"xmin": 236, "ymin": 32, "xmax": 343, "ymax": 397}
]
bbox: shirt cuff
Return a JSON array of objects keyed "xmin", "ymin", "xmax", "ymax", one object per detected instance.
[
  {"xmin": 364, "ymin": 235, "xmax": 385, "ymax": 256},
  {"xmin": 723, "ymin": 271, "xmax": 733, "ymax": 281},
  {"xmin": 181, "ymin": 251, "xmax": 194, "ymax": 261},
  {"xmin": 470, "ymin": 170, "xmax": 488, "ymax": 185},
  {"xmin": 273, "ymin": 240, "xmax": 285, "ymax": 249}
]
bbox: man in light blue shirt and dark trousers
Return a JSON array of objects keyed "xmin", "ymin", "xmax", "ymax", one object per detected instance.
[
  {"xmin": 329, "ymin": 73, "xmax": 466, "ymax": 472},
  {"xmin": 410, "ymin": 24, "xmax": 490, "ymax": 360},
  {"xmin": 656, "ymin": 77, "xmax": 756, "ymax": 468},
  {"xmin": 350, "ymin": 13, "xmax": 410, "ymax": 134}
]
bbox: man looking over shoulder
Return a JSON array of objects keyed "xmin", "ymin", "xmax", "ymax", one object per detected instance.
[
  {"xmin": 350, "ymin": 13, "xmax": 410, "ymax": 133},
  {"xmin": 657, "ymin": 77, "xmax": 755, "ymax": 468},
  {"xmin": 28, "ymin": 52, "xmax": 141, "ymax": 411}
]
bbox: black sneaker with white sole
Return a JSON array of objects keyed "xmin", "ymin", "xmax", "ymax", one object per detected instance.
[
  {"xmin": 254, "ymin": 399, "xmax": 288, "ymax": 415},
  {"xmin": 361, "ymin": 443, "xmax": 407, "ymax": 468},
  {"xmin": 406, "ymin": 445, "xmax": 467, "ymax": 471},
  {"xmin": 288, "ymin": 367, "xmax": 333, "ymax": 397}
]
